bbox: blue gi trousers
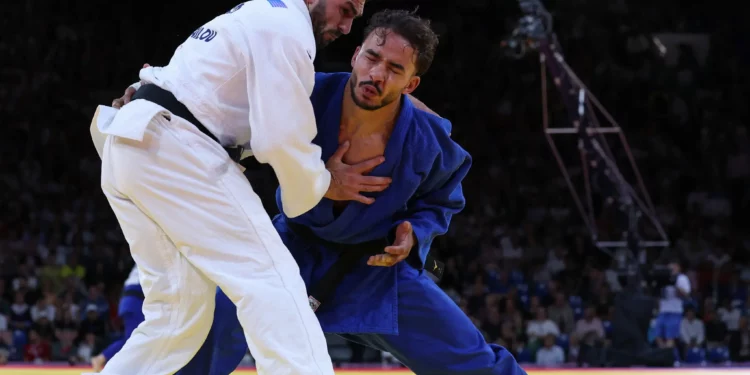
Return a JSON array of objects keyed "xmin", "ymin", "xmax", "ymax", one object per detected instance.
[
  {"xmin": 101, "ymin": 293, "xmax": 145, "ymax": 360},
  {"xmin": 178, "ymin": 264, "xmax": 526, "ymax": 375}
]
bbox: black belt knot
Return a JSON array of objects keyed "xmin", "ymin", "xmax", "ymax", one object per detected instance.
[
  {"xmin": 286, "ymin": 221, "xmax": 444, "ymax": 312},
  {"xmin": 131, "ymin": 84, "xmax": 244, "ymax": 162}
]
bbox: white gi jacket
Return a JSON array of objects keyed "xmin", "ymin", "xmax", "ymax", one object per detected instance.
[{"xmin": 95, "ymin": 0, "xmax": 329, "ymax": 218}]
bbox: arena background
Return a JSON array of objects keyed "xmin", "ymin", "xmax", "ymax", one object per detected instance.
[{"xmin": 1, "ymin": 0, "xmax": 749, "ymax": 373}]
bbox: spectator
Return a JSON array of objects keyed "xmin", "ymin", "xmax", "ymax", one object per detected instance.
[
  {"xmin": 535, "ymin": 334, "xmax": 565, "ymax": 366},
  {"xmin": 0, "ymin": 313, "xmax": 7, "ymax": 336},
  {"xmin": 525, "ymin": 296, "xmax": 542, "ymax": 320},
  {"xmin": 501, "ymin": 298, "xmax": 525, "ymax": 338},
  {"xmin": 679, "ymin": 308, "xmax": 705, "ymax": 349},
  {"xmin": 78, "ymin": 305, "xmax": 106, "ymax": 338},
  {"xmin": 0, "ymin": 345, "xmax": 8, "ymax": 365},
  {"xmin": 12, "ymin": 264, "xmax": 39, "ymax": 292},
  {"xmin": 546, "ymin": 246, "xmax": 567, "ymax": 277},
  {"xmin": 526, "ymin": 307, "xmax": 560, "ymax": 350},
  {"xmin": 51, "ymin": 328, "xmax": 77, "ymax": 363},
  {"xmin": 60, "ymin": 254, "xmax": 85, "ymax": 282},
  {"xmin": 729, "ymin": 316, "xmax": 750, "ymax": 362},
  {"xmin": 76, "ymin": 332, "xmax": 100, "ymax": 364},
  {"xmin": 53, "ymin": 308, "xmax": 79, "ymax": 362},
  {"xmin": 484, "ymin": 307, "xmax": 503, "ymax": 342},
  {"xmin": 23, "ymin": 329, "xmax": 51, "ymax": 363},
  {"xmin": 0, "ymin": 281, "xmax": 10, "ymax": 316},
  {"xmin": 547, "ymin": 292, "xmax": 575, "ymax": 335},
  {"xmin": 8, "ymin": 292, "xmax": 31, "ymax": 332},
  {"xmin": 655, "ymin": 260, "xmax": 691, "ymax": 349},
  {"xmin": 79, "ymin": 285, "xmax": 108, "ymax": 321},
  {"xmin": 704, "ymin": 310, "xmax": 729, "ymax": 350},
  {"xmin": 717, "ymin": 299, "xmax": 741, "ymax": 332},
  {"xmin": 31, "ymin": 297, "xmax": 56, "ymax": 323},
  {"xmin": 497, "ymin": 320, "xmax": 521, "ymax": 355},
  {"xmin": 31, "ymin": 313, "xmax": 55, "ymax": 342},
  {"xmin": 0, "ymin": 312, "xmax": 11, "ymax": 359},
  {"xmin": 573, "ymin": 306, "xmax": 605, "ymax": 346},
  {"xmin": 38, "ymin": 256, "xmax": 63, "ymax": 292}
]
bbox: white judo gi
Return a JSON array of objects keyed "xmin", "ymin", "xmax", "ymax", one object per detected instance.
[{"xmin": 86, "ymin": 0, "xmax": 334, "ymax": 374}]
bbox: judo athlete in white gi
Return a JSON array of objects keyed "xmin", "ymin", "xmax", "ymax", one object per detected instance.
[{"xmin": 87, "ymin": 0, "xmax": 388, "ymax": 374}]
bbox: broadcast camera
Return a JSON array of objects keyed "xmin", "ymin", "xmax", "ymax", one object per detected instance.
[
  {"xmin": 501, "ymin": 0, "xmax": 554, "ymax": 58},
  {"xmin": 501, "ymin": 1, "xmax": 674, "ymax": 366}
]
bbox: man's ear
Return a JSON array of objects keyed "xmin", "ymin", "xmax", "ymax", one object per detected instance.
[{"xmin": 401, "ymin": 76, "xmax": 421, "ymax": 95}]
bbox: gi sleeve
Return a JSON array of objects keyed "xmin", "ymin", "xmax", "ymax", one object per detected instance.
[
  {"xmin": 393, "ymin": 142, "xmax": 472, "ymax": 268},
  {"xmin": 237, "ymin": 26, "xmax": 330, "ymax": 218}
]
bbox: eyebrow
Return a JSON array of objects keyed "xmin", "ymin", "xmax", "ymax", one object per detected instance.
[
  {"xmin": 365, "ymin": 49, "xmax": 406, "ymax": 72},
  {"xmin": 346, "ymin": 0, "xmax": 363, "ymax": 18}
]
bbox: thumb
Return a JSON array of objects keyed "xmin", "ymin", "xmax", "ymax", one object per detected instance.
[
  {"xmin": 399, "ymin": 221, "xmax": 412, "ymax": 238},
  {"xmin": 401, "ymin": 221, "xmax": 412, "ymax": 232},
  {"xmin": 331, "ymin": 141, "xmax": 350, "ymax": 162},
  {"xmin": 143, "ymin": 63, "xmax": 151, "ymax": 68}
]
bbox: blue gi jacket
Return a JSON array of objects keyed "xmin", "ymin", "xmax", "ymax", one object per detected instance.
[{"xmin": 274, "ymin": 72, "xmax": 472, "ymax": 334}]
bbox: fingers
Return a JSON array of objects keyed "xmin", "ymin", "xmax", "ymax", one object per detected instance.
[
  {"xmin": 356, "ymin": 175, "xmax": 392, "ymax": 186},
  {"xmin": 367, "ymin": 254, "xmax": 399, "ymax": 267},
  {"xmin": 397, "ymin": 221, "xmax": 412, "ymax": 235},
  {"xmin": 352, "ymin": 156, "xmax": 385, "ymax": 173},
  {"xmin": 330, "ymin": 141, "xmax": 350, "ymax": 162},
  {"xmin": 123, "ymin": 87, "xmax": 137, "ymax": 105},
  {"xmin": 350, "ymin": 193, "xmax": 375, "ymax": 205},
  {"xmin": 143, "ymin": 63, "xmax": 151, "ymax": 68},
  {"xmin": 111, "ymin": 99, "xmax": 123, "ymax": 109},
  {"xmin": 357, "ymin": 183, "xmax": 390, "ymax": 193},
  {"xmin": 384, "ymin": 245, "xmax": 408, "ymax": 256}
]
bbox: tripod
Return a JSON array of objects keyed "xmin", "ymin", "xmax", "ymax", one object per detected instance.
[{"xmin": 503, "ymin": 0, "xmax": 674, "ymax": 366}]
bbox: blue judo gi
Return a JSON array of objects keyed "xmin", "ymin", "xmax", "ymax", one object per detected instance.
[{"xmin": 178, "ymin": 72, "xmax": 526, "ymax": 375}]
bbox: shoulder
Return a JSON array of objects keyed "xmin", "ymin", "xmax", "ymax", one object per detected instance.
[
  {"xmin": 313, "ymin": 72, "xmax": 350, "ymax": 93},
  {"xmin": 223, "ymin": 0, "xmax": 315, "ymax": 52},
  {"xmin": 406, "ymin": 102, "xmax": 471, "ymax": 169},
  {"xmin": 310, "ymin": 72, "xmax": 349, "ymax": 107}
]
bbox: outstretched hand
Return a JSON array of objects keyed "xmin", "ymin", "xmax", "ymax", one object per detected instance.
[
  {"xmin": 324, "ymin": 141, "xmax": 392, "ymax": 205},
  {"xmin": 111, "ymin": 63, "xmax": 151, "ymax": 109},
  {"xmin": 368, "ymin": 221, "xmax": 414, "ymax": 267}
]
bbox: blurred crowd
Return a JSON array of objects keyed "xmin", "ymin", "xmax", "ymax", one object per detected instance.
[{"xmin": 1, "ymin": 0, "xmax": 748, "ymax": 367}]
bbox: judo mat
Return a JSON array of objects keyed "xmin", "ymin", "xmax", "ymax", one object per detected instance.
[{"xmin": 1, "ymin": 367, "xmax": 748, "ymax": 375}]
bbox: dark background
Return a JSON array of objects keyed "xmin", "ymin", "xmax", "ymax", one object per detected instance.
[{"xmin": 1, "ymin": 0, "xmax": 749, "ymax": 367}]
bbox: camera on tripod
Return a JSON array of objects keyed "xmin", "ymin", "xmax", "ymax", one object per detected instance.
[{"xmin": 501, "ymin": 0, "xmax": 553, "ymax": 58}]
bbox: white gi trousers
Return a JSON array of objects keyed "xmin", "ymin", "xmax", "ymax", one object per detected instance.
[{"xmin": 89, "ymin": 103, "xmax": 333, "ymax": 375}]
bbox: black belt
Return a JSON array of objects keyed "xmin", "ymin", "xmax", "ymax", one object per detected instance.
[
  {"xmin": 122, "ymin": 289, "xmax": 145, "ymax": 300},
  {"xmin": 131, "ymin": 84, "xmax": 244, "ymax": 162},
  {"xmin": 287, "ymin": 221, "xmax": 445, "ymax": 312}
]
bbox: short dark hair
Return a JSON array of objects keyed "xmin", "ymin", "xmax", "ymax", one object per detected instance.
[{"xmin": 362, "ymin": 9, "xmax": 439, "ymax": 76}]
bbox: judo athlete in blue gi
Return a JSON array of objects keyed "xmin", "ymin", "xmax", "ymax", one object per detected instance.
[
  {"xmin": 91, "ymin": 267, "xmax": 145, "ymax": 372},
  {"xmin": 179, "ymin": 10, "xmax": 526, "ymax": 375}
]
